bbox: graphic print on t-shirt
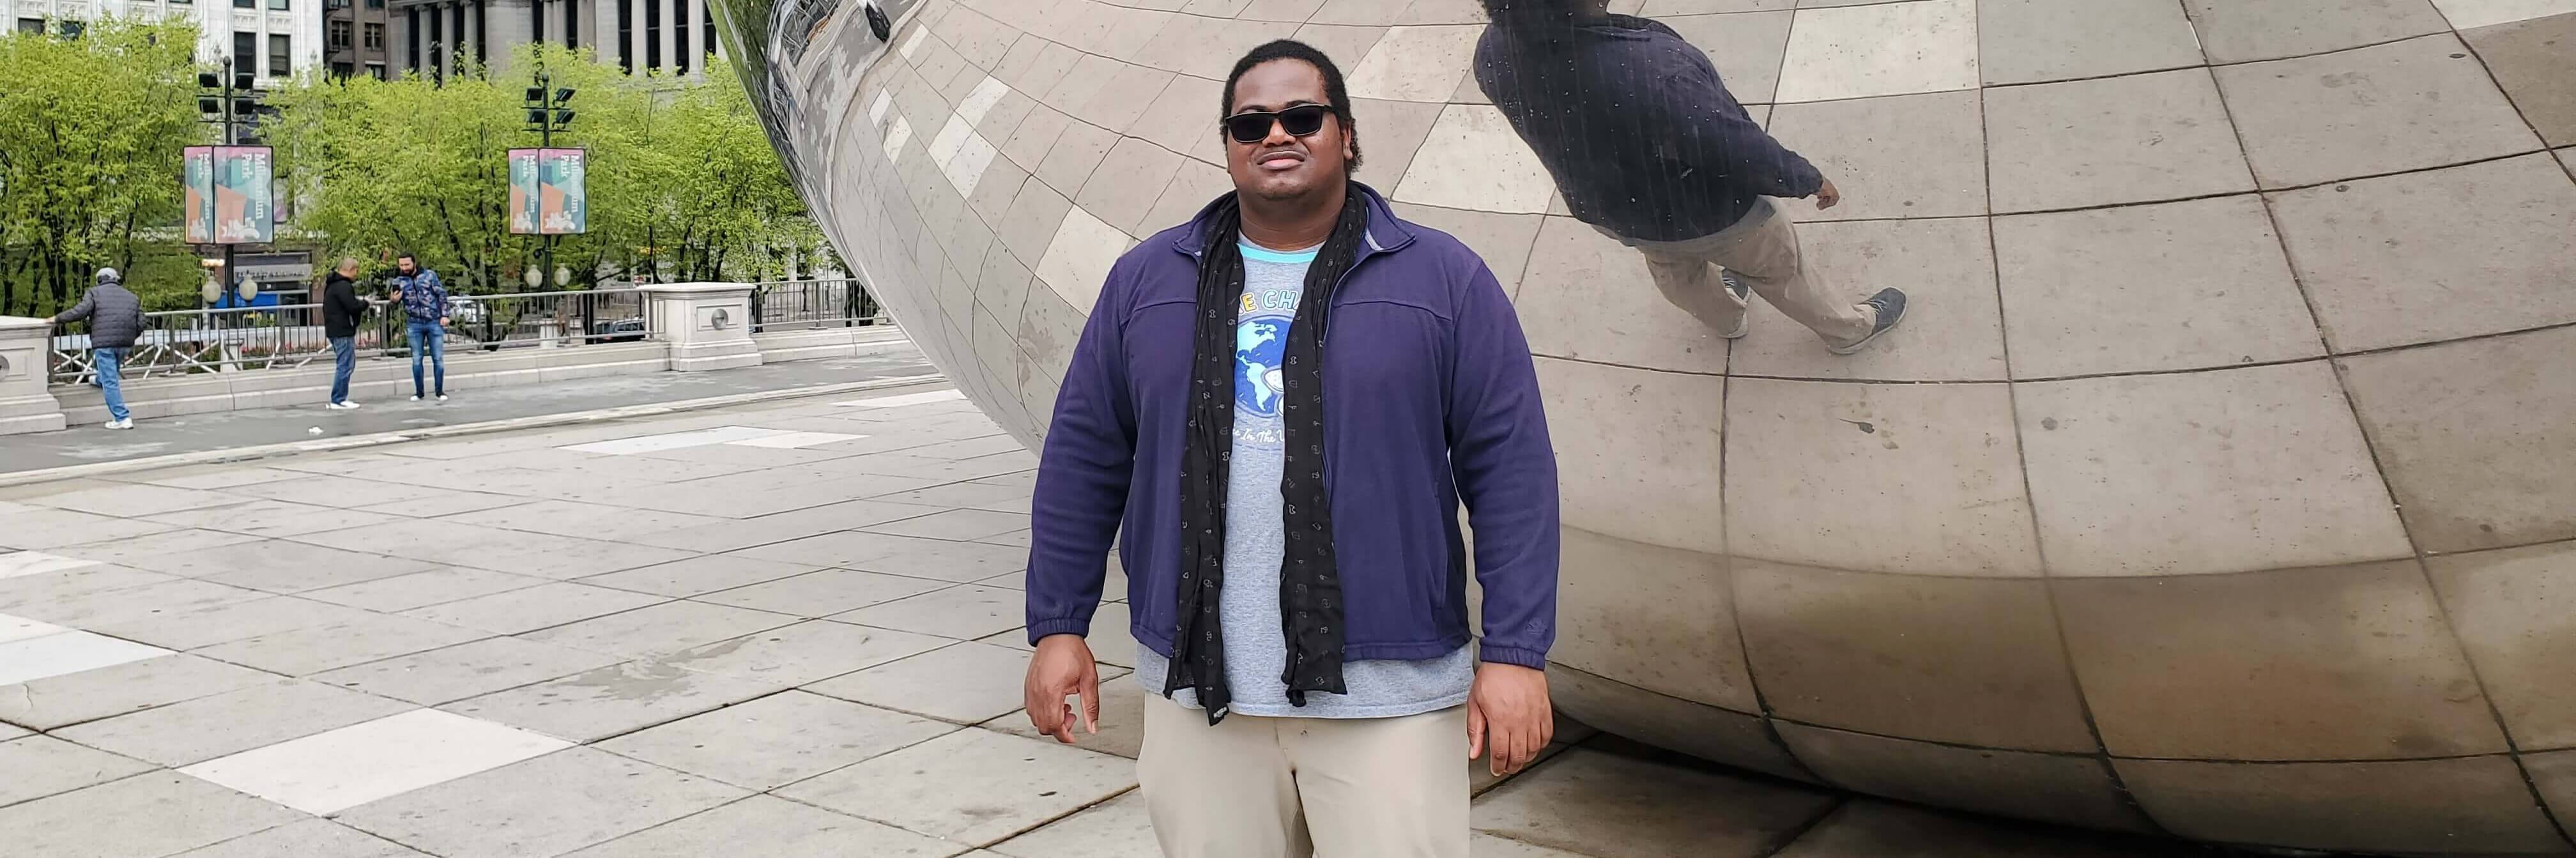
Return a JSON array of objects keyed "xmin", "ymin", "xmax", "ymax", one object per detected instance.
[{"xmin": 1233, "ymin": 286, "xmax": 1300, "ymax": 446}]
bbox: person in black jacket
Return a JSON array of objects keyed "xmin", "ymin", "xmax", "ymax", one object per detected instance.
[
  {"xmin": 1473, "ymin": 0, "xmax": 1906, "ymax": 353},
  {"xmin": 322, "ymin": 258, "xmax": 372, "ymax": 409},
  {"xmin": 49, "ymin": 268, "xmax": 149, "ymax": 429}
]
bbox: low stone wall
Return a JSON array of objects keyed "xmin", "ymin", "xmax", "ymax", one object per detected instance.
[
  {"xmin": 752, "ymin": 325, "xmax": 902, "ymax": 363},
  {"xmin": 43, "ymin": 325, "xmax": 908, "ymax": 427}
]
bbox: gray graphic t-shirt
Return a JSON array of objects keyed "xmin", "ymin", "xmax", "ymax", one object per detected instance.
[{"xmin": 1133, "ymin": 240, "xmax": 1476, "ymax": 718}]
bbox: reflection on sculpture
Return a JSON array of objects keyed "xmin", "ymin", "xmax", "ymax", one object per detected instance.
[
  {"xmin": 1473, "ymin": 0, "xmax": 1905, "ymax": 353},
  {"xmin": 715, "ymin": 0, "xmax": 2576, "ymax": 853}
]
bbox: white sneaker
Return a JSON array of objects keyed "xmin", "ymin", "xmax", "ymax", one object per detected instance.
[
  {"xmin": 105, "ymin": 418, "xmax": 133, "ymax": 430},
  {"xmin": 436, "ymin": 394, "xmax": 448, "ymax": 402},
  {"xmin": 342, "ymin": 401, "xmax": 362, "ymax": 409},
  {"xmin": 326, "ymin": 401, "xmax": 352, "ymax": 410},
  {"xmin": 410, "ymin": 395, "xmax": 422, "ymax": 402}
]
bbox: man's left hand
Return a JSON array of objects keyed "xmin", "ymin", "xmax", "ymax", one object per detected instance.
[
  {"xmin": 438, "ymin": 317, "xmax": 450, "ymax": 327},
  {"xmin": 1467, "ymin": 662, "xmax": 1553, "ymax": 777}
]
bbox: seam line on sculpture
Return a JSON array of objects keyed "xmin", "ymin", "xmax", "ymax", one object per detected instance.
[
  {"xmin": 2371, "ymin": 5, "xmax": 2576, "ymax": 847},
  {"xmin": 1529, "ymin": 317, "xmax": 2576, "ymax": 386},
  {"xmin": 1970, "ymin": 68, "xmax": 2166, "ymax": 831},
  {"xmin": 2191, "ymin": 11, "xmax": 2576, "ymax": 847},
  {"xmin": 1727, "ymin": 0, "xmax": 1836, "ymax": 787}
]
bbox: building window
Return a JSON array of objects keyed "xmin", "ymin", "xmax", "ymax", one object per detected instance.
[
  {"xmin": 234, "ymin": 0, "xmax": 254, "ymax": 9},
  {"xmin": 268, "ymin": 34, "xmax": 289, "ymax": 77},
  {"xmin": 365, "ymin": 0, "xmax": 383, "ymax": 7},
  {"xmin": 405, "ymin": 8, "xmax": 419, "ymax": 73},
  {"xmin": 364, "ymin": 22, "xmax": 383, "ymax": 49},
  {"xmin": 15, "ymin": 18, "xmax": 43, "ymax": 34},
  {"xmin": 57, "ymin": 20, "xmax": 82, "ymax": 38},
  {"xmin": 332, "ymin": 60, "xmax": 353, "ymax": 78},
  {"xmin": 366, "ymin": 61, "xmax": 386, "ymax": 79},
  {"xmin": 270, "ymin": 0, "xmax": 289, "ymax": 10},
  {"xmin": 329, "ymin": 20, "xmax": 353, "ymax": 50},
  {"xmin": 703, "ymin": 10, "xmax": 715, "ymax": 64},
  {"xmin": 673, "ymin": 4, "xmax": 689, "ymax": 73},
  {"xmin": 615, "ymin": 0, "xmax": 630, "ymax": 72},
  {"xmin": 234, "ymin": 31, "xmax": 258, "ymax": 72}
]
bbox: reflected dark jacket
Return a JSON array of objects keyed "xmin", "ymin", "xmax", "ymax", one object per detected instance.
[
  {"xmin": 323, "ymin": 273, "xmax": 371, "ymax": 339},
  {"xmin": 1024, "ymin": 185, "xmax": 1561, "ymax": 670},
  {"xmin": 1475, "ymin": 15, "xmax": 1824, "ymax": 242},
  {"xmin": 52, "ymin": 282, "xmax": 146, "ymax": 349}
]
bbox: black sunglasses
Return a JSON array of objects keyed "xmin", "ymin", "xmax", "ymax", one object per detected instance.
[{"xmin": 1222, "ymin": 104, "xmax": 1333, "ymax": 144}]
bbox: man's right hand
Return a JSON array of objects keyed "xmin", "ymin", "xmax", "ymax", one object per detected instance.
[
  {"xmin": 1816, "ymin": 178, "xmax": 1843, "ymax": 210},
  {"xmin": 1025, "ymin": 634, "xmax": 1101, "ymax": 744}
]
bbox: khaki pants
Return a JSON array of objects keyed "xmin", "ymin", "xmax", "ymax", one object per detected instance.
[
  {"xmin": 1139, "ymin": 696, "xmax": 1468, "ymax": 858},
  {"xmin": 1600, "ymin": 197, "xmax": 1874, "ymax": 347}
]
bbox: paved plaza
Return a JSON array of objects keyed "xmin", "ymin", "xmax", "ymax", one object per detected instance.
[{"xmin": 0, "ymin": 381, "xmax": 2218, "ymax": 857}]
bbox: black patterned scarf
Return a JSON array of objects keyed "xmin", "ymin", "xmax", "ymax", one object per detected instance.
[{"xmin": 1164, "ymin": 189, "xmax": 1373, "ymax": 724}]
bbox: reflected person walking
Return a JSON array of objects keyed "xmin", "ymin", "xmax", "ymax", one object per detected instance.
[{"xmin": 1474, "ymin": 0, "xmax": 1907, "ymax": 353}]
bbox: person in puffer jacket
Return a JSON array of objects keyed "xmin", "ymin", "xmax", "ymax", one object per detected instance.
[
  {"xmin": 49, "ymin": 268, "xmax": 149, "ymax": 429},
  {"xmin": 385, "ymin": 253, "xmax": 450, "ymax": 402}
]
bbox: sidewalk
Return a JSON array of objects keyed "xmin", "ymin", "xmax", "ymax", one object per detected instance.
[
  {"xmin": 0, "ymin": 382, "xmax": 2207, "ymax": 857},
  {"xmin": 0, "ymin": 348, "xmax": 934, "ymax": 477}
]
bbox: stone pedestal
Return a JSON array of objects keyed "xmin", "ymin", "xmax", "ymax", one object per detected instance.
[
  {"xmin": 0, "ymin": 318, "xmax": 68, "ymax": 435},
  {"xmin": 640, "ymin": 283, "xmax": 763, "ymax": 372}
]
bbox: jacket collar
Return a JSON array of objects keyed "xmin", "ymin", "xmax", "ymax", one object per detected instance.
[{"xmin": 1166, "ymin": 181, "xmax": 1418, "ymax": 264}]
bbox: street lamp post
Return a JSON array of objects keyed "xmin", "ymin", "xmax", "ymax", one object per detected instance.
[
  {"xmin": 522, "ymin": 65, "xmax": 577, "ymax": 301},
  {"xmin": 195, "ymin": 57, "xmax": 261, "ymax": 314}
]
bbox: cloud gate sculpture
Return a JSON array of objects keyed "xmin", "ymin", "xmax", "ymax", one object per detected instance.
[{"xmin": 716, "ymin": 0, "xmax": 2576, "ymax": 853}]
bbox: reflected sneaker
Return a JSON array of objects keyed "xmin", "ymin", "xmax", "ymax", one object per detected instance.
[
  {"xmin": 1718, "ymin": 270, "xmax": 1751, "ymax": 339},
  {"xmin": 1829, "ymin": 288, "xmax": 1908, "ymax": 355}
]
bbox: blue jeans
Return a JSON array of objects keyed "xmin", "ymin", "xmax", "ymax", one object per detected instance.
[
  {"xmin": 94, "ymin": 347, "xmax": 128, "ymax": 422},
  {"xmin": 404, "ymin": 321, "xmax": 445, "ymax": 397},
  {"xmin": 329, "ymin": 336, "xmax": 356, "ymax": 404}
]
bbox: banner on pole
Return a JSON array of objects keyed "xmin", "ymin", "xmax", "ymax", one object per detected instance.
[
  {"xmin": 508, "ymin": 148, "xmax": 588, "ymax": 235},
  {"xmin": 182, "ymin": 146, "xmax": 215, "ymax": 244},
  {"xmin": 187, "ymin": 146, "xmax": 275, "ymax": 245}
]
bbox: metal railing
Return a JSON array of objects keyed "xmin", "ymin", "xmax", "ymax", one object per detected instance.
[
  {"xmin": 749, "ymin": 278, "xmax": 885, "ymax": 332},
  {"xmin": 45, "ymin": 287, "xmax": 660, "ymax": 385}
]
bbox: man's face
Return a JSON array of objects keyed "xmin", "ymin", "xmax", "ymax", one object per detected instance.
[
  {"xmin": 397, "ymin": 257, "xmax": 417, "ymax": 275},
  {"xmin": 1224, "ymin": 60, "xmax": 1352, "ymax": 203}
]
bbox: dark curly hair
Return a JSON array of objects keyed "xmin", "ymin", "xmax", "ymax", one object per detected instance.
[{"xmin": 1219, "ymin": 40, "xmax": 1362, "ymax": 174}]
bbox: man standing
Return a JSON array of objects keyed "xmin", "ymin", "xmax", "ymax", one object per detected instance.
[
  {"xmin": 49, "ymin": 268, "xmax": 148, "ymax": 430},
  {"xmin": 1473, "ymin": 0, "xmax": 1906, "ymax": 353},
  {"xmin": 322, "ymin": 257, "xmax": 371, "ymax": 410},
  {"xmin": 1022, "ymin": 40, "xmax": 1560, "ymax": 858},
  {"xmin": 386, "ymin": 253, "xmax": 449, "ymax": 402}
]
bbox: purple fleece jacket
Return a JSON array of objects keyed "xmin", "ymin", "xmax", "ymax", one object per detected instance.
[{"xmin": 1025, "ymin": 185, "xmax": 1561, "ymax": 670}]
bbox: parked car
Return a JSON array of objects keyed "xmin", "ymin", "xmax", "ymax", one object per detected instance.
[{"xmin": 587, "ymin": 318, "xmax": 648, "ymax": 344}]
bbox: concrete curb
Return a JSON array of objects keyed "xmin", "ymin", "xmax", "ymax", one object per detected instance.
[{"xmin": 0, "ymin": 372, "xmax": 950, "ymax": 488}]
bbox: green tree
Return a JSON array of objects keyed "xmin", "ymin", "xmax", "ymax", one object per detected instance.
[
  {"xmin": 266, "ymin": 44, "xmax": 822, "ymax": 293},
  {"xmin": 0, "ymin": 18, "xmax": 205, "ymax": 316}
]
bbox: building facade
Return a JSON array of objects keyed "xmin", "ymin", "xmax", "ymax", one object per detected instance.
[
  {"xmin": 2, "ymin": 0, "xmax": 323, "ymax": 79},
  {"xmin": 319, "ymin": 0, "xmax": 388, "ymax": 79},
  {"xmin": 385, "ymin": 0, "xmax": 716, "ymax": 78}
]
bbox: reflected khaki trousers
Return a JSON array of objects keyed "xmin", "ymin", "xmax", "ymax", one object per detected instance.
[
  {"xmin": 1600, "ymin": 197, "xmax": 1874, "ymax": 347},
  {"xmin": 1139, "ymin": 696, "xmax": 1468, "ymax": 858}
]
